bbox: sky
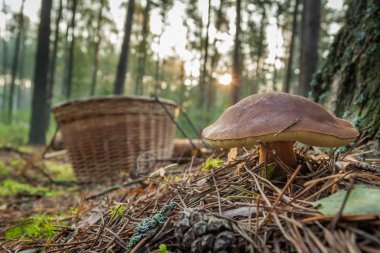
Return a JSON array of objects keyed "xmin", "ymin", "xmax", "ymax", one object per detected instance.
[{"xmin": 0, "ymin": 0, "xmax": 345, "ymax": 85}]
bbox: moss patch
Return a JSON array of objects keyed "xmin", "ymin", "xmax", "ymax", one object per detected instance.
[
  {"xmin": 0, "ymin": 179, "xmax": 58, "ymax": 197},
  {"xmin": 5, "ymin": 213, "xmax": 67, "ymax": 240}
]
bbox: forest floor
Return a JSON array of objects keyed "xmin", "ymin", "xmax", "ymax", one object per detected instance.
[{"xmin": 0, "ymin": 136, "xmax": 379, "ymax": 253}]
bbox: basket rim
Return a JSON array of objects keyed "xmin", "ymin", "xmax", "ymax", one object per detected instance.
[{"xmin": 51, "ymin": 95, "xmax": 177, "ymax": 112}]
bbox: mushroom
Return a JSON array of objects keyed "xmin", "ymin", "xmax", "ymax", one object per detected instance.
[{"xmin": 202, "ymin": 92, "xmax": 359, "ymax": 168}]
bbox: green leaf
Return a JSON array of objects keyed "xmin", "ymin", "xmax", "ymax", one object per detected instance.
[
  {"xmin": 313, "ymin": 185, "xmax": 380, "ymax": 216},
  {"xmin": 159, "ymin": 244, "xmax": 168, "ymax": 253}
]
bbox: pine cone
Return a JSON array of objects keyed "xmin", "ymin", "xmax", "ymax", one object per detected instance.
[{"xmin": 174, "ymin": 210, "xmax": 241, "ymax": 253}]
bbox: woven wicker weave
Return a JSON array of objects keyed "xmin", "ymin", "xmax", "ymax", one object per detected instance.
[{"xmin": 52, "ymin": 96, "xmax": 177, "ymax": 183}]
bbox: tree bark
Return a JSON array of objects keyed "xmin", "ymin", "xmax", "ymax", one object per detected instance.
[
  {"xmin": 47, "ymin": 0, "xmax": 63, "ymax": 103},
  {"xmin": 7, "ymin": 0, "xmax": 25, "ymax": 123},
  {"xmin": 272, "ymin": 4, "xmax": 281, "ymax": 92},
  {"xmin": 198, "ymin": 0, "xmax": 212, "ymax": 108},
  {"xmin": 207, "ymin": 0, "xmax": 224, "ymax": 110},
  {"xmin": 284, "ymin": 0, "xmax": 300, "ymax": 93},
  {"xmin": 312, "ymin": 0, "xmax": 380, "ymax": 140},
  {"xmin": 28, "ymin": 0, "xmax": 53, "ymax": 145},
  {"xmin": 90, "ymin": 0, "xmax": 105, "ymax": 96},
  {"xmin": 298, "ymin": 0, "xmax": 321, "ymax": 97},
  {"xmin": 17, "ymin": 26, "xmax": 27, "ymax": 110},
  {"xmin": 64, "ymin": 0, "xmax": 78, "ymax": 99},
  {"xmin": 252, "ymin": 9, "xmax": 266, "ymax": 94},
  {"xmin": 231, "ymin": 0, "xmax": 241, "ymax": 104},
  {"xmin": 134, "ymin": 0, "xmax": 151, "ymax": 95},
  {"xmin": 114, "ymin": 0, "xmax": 135, "ymax": 95},
  {"xmin": 154, "ymin": 0, "xmax": 170, "ymax": 95},
  {"xmin": 1, "ymin": 1, "xmax": 8, "ymax": 111}
]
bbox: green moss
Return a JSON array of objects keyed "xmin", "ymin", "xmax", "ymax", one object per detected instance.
[
  {"xmin": 201, "ymin": 158, "xmax": 224, "ymax": 171},
  {"xmin": 0, "ymin": 161, "xmax": 9, "ymax": 177},
  {"xmin": 0, "ymin": 179, "xmax": 57, "ymax": 197},
  {"xmin": 5, "ymin": 213, "xmax": 67, "ymax": 240},
  {"xmin": 44, "ymin": 161, "xmax": 75, "ymax": 181}
]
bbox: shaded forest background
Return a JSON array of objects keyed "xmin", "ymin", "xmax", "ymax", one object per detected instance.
[{"xmin": 0, "ymin": 0, "xmax": 372, "ymax": 145}]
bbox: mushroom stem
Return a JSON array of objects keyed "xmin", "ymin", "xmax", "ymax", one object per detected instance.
[{"xmin": 258, "ymin": 141, "xmax": 297, "ymax": 167}]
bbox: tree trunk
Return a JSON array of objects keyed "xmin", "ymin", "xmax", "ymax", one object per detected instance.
[
  {"xmin": 28, "ymin": 0, "xmax": 53, "ymax": 145},
  {"xmin": 47, "ymin": 0, "xmax": 63, "ymax": 102},
  {"xmin": 7, "ymin": 0, "xmax": 25, "ymax": 123},
  {"xmin": 90, "ymin": 0, "xmax": 105, "ymax": 96},
  {"xmin": 114, "ymin": 0, "xmax": 135, "ymax": 95},
  {"xmin": 17, "ymin": 26, "xmax": 26, "ymax": 110},
  {"xmin": 252, "ymin": 9, "xmax": 266, "ymax": 94},
  {"xmin": 45, "ymin": 0, "xmax": 63, "ymax": 131},
  {"xmin": 154, "ymin": 0, "xmax": 169, "ymax": 95},
  {"xmin": 1, "ymin": 1, "xmax": 8, "ymax": 111},
  {"xmin": 135, "ymin": 0, "xmax": 151, "ymax": 95},
  {"xmin": 231, "ymin": 0, "xmax": 241, "ymax": 104},
  {"xmin": 272, "ymin": 4, "xmax": 281, "ymax": 92},
  {"xmin": 207, "ymin": 0, "xmax": 224, "ymax": 110},
  {"xmin": 284, "ymin": 0, "xmax": 300, "ymax": 93},
  {"xmin": 312, "ymin": 0, "xmax": 380, "ymax": 140},
  {"xmin": 62, "ymin": 0, "xmax": 70, "ymax": 95},
  {"xmin": 198, "ymin": 0, "xmax": 212, "ymax": 109},
  {"xmin": 298, "ymin": 0, "xmax": 321, "ymax": 97},
  {"xmin": 65, "ymin": 0, "xmax": 78, "ymax": 99}
]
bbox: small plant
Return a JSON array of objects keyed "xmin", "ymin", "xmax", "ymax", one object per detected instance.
[
  {"xmin": 109, "ymin": 203, "xmax": 125, "ymax": 217},
  {"xmin": 201, "ymin": 157, "xmax": 224, "ymax": 171},
  {"xmin": 159, "ymin": 243, "xmax": 168, "ymax": 253},
  {"xmin": 5, "ymin": 214, "xmax": 67, "ymax": 239}
]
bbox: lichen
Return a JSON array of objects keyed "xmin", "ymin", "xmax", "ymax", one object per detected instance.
[{"xmin": 127, "ymin": 201, "xmax": 176, "ymax": 250}]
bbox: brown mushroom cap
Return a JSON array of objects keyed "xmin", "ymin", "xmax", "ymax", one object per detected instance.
[{"xmin": 202, "ymin": 92, "xmax": 359, "ymax": 148}]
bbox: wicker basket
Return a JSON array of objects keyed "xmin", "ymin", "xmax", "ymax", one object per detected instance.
[{"xmin": 52, "ymin": 96, "xmax": 178, "ymax": 183}]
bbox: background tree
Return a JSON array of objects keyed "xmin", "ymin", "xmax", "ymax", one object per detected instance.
[
  {"xmin": 231, "ymin": 0, "xmax": 241, "ymax": 104},
  {"xmin": 206, "ymin": 0, "xmax": 226, "ymax": 111},
  {"xmin": 1, "ymin": 1, "xmax": 9, "ymax": 112},
  {"xmin": 28, "ymin": 0, "xmax": 53, "ymax": 145},
  {"xmin": 283, "ymin": 0, "xmax": 300, "ymax": 93},
  {"xmin": 90, "ymin": 0, "xmax": 106, "ymax": 96},
  {"xmin": 252, "ymin": 7, "xmax": 268, "ymax": 94},
  {"xmin": 16, "ymin": 13, "xmax": 29, "ymax": 110},
  {"xmin": 46, "ymin": 0, "xmax": 63, "ymax": 130},
  {"xmin": 64, "ymin": 0, "xmax": 78, "ymax": 99},
  {"xmin": 7, "ymin": 0, "xmax": 25, "ymax": 123},
  {"xmin": 114, "ymin": 0, "xmax": 135, "ymax": 95},
  {"xmin": 312, "ymin": 0, "xmax": 380, "ymax": 139},
  {"xmin": 198, "ymin": 0, "xmax": 211, "ymax": 109},
  {"xmin": 298, "ymin": 0, "xmax": 321, "ymax": 97},
  {"xmin": 153, "ymin": 0, "xmax": 173, "ymax": 95},
  {"xmin": 134, "ymin": 0, "xmax": 151, "ymax": 95}
]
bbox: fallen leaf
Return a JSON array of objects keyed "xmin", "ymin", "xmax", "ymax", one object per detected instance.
[
  {"xmin": 313, "ymin": 185, "xmax": 380, "ymax": 216},
  {"xmin": 228, "ymin": 148, "xmax": 238, "ymax": 163}
]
